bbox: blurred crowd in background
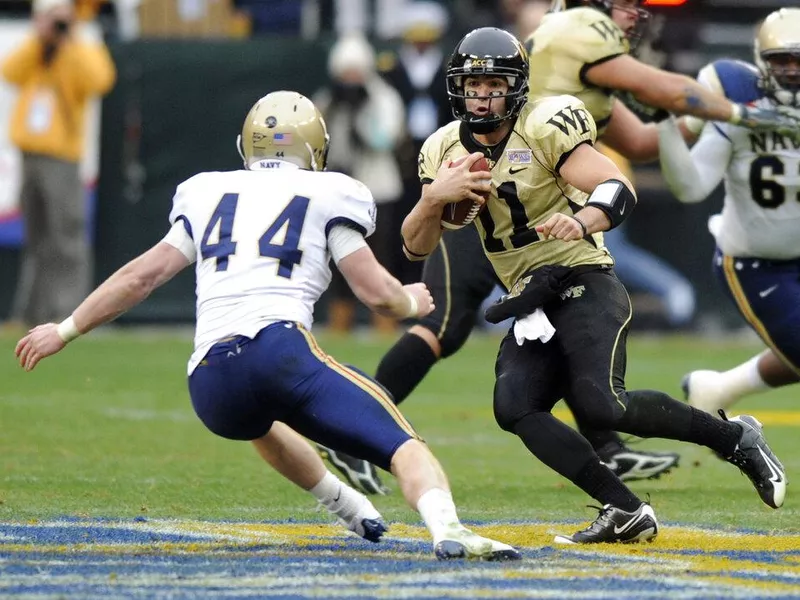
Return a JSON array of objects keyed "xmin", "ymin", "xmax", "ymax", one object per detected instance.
[{"xmin": 0, "ymin": 0, "xmax": 787, "ymax": 334}]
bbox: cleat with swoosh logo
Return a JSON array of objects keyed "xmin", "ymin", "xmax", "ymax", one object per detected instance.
[
  {"xmin": 554, "ymin": 502, "xmax": 658, "ymax": 545},
  {"xmin": 721, "ymin": 412, "xmax": 787, "ymax": 509}
]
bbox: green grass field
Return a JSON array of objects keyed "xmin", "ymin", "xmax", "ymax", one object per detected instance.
[{"xmin": 1, "ymin": 328, "xmax": 796, "ymax": 535}]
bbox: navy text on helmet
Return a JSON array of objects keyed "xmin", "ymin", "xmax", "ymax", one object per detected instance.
[{"xmin": 446, "ymin": 28, "xmax": 529, "ymax": 134}]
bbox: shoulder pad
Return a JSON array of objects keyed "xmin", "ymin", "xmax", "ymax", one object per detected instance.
[
  {"xmin": 525, "ymin": 96, "xmax": 596, "ymax": 170},
  {"xmin": 528, "ymin": 95, "xmax": 594, "ymax": 137},
  {"xmin": 322, "ymin": 172, "xmax": 376, "ymax": 238},
  {"xmin": 169, "ymin": 172, "xmax": 216, "ymax": 225},
  {"xmin": 708, "ymin": 59, "xmax": 762, "ymax": 104},
  {"xmin": 418, "ymin": 122, "xmax": 460, "ymax": 182},
  {"xmin": 543, "ymin": 8, "xmax": 628, "ymax": 62}
]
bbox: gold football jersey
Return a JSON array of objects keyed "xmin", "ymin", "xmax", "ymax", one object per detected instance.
[
  {"xmin": 525, "ymin": 7, "xmax": 629, "ymax": 134},
  {"xmin": 419, "ymin": 95, "xmax": 613, "ymax": 291}
]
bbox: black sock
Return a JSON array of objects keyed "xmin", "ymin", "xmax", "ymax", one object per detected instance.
[
  {"xmin": 688, "ymin": 408, "xmax": 742, "ymax": 457},
  {"xmin": 513, "ymin": 413, "xmax": 640, "ymax": 511},
  {"xmin": 374, "ymin": 332, "xmax": 438, "ymax": 405},
  {"xmin": 616, "ymin": 389, "xmax": 741, "ymax": 455},
  {"xmin": 574, "ymin": 459, "xmax": 642, "ymax": 512}
]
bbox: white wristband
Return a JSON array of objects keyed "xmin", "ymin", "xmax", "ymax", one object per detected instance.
[
  {"xmin": 56, "ymin": 316, "xmax": 81, "ymax": 343},
  {"xmin": 403, "ymin": 290, "xmax": 419, "ymax": 319}
]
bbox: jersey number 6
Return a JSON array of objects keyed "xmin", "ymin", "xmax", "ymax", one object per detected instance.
[
  {"xmin": 200, "ymin": 193, "xmax": 310, "ymax": 278},
  {"xmin": 749, "ymin": 156, "xmax": 799, "ymax": 209}
]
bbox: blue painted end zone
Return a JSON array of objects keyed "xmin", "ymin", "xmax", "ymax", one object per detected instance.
[{"xmin": 1, "ymin": 519, "xmax": 798, "ymax": 599}]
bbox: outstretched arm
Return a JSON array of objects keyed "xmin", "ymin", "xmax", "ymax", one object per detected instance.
[
  {"xmin": 16, "ymin": 241, "xmax": 191, "ymax": 371},
  {"xmin": 658, "ymin": 117, "xmax": 731, "ymax": 204},
  {"xmin": 601, "ymin": 99, "xmax": 699, "ymax": 163},
  {"xmin": 586, "ymin": 55, "xmax": 800, "ymax": 138},
  {"xmin": 337, "ymin": 246, "xmax": 434, "ymax": 320}
]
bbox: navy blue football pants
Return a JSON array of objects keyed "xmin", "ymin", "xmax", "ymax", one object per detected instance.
[{"xmin": 188, "ymin": 321, "xmax": 419, "ymax": 470}]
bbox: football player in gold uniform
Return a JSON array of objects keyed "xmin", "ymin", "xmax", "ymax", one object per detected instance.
[
  {"xmin": 402, "ymin": 27, "xmax": 787, "ymax": 544},
  {"xmin": 527, "ymin": 0, "xmax": 800, "ymax": 158}
]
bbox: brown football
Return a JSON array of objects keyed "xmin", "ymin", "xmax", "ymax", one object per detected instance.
[{"xmin": 440, "ymin": 155, "xmax": 490, "ymax": 231}]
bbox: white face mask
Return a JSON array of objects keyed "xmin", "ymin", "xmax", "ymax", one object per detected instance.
[{"xmin": 757, "ymin": 52, "xmax": 800, "ymax": 108}]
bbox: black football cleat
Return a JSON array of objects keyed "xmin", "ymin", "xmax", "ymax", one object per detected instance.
[
  {"xmin": 317, "ymin": 444, "xmax": 390, "ymax": 496},
  {"xmin": 600, "ymin": 448, "xmax": 680, "ymax": 482},
  {"xmin": 554, "ymin": 502, "xmax": 659, "ymax": 545},
  {"xmin": 720, "ymin": 411, "xmax": 787, "ymax": 509}
]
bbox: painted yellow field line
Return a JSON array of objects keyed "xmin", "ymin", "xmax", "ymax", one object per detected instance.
[{"xmin": 553, "ymin": 408, "xmax": 800, "ymax": 426}]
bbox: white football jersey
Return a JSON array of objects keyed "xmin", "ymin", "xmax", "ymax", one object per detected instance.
[
  {"xmin": 167, "ymin": 161, "xmax": 376, "ymax": 373},
  {"xmin": 669, "ymin": 60, "xmax": 800, "ymax": 259},
  {"xmin": 709, "ymin": 100, "xmax": 800, "ymax": 259}
]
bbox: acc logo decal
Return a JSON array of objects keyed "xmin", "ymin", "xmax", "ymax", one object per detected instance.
[
  {"xmin": 506, "ymin": 149, "xmax": 532, "ymax": 164},
  {"xmin": 464, "ymin": 58, "xmax": 494, "ymax": 69},
  {"xmin": 265, "ymin": 116, "xmax": 278, "ymax": 128}
]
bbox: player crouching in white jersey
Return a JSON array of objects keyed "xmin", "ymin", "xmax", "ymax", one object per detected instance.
[
  {"xmin": 15, "ymin": 91, "xmax": 521, "ymax": 561},
  {"xmin": 658, "ymin": 8, "xmax": 800, "ymax": 417}
]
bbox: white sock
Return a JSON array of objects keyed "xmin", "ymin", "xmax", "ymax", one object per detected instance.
[
  {"xmin": 309, "ymin": 471, "xmax": 341, "ymax": 504},
  {"xmin": 719, "ymin": 356, "xmax": 769, "ymax": 402},
  {"xmin": 309, "ymin": 471, "xmax": 377, "ymax": 523},
  {"xmin": 416, "ymin": 488, "xmax": 461, "ymax": 542}
]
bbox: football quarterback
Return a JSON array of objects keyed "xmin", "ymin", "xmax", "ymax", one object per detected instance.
[
  {"xmin": 659, "ymin": 8, "xmax": 800, "ymax": 416},
  {"xmin": 320, "ymin": 20, "xmax": 685, "ymax": 495}
]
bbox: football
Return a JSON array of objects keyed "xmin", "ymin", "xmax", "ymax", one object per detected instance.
[{"xmin": 440, "ymin": 155, "xmax": 491, "ymax": 230}]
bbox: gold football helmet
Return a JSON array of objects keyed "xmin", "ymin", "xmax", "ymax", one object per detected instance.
[
  {"xmin": 756, "ymin": 8, "xmax": 800, "ymax": 107},
  {"xmin": 237, "ymin": 91, "xmax": 330, "ymax": 171}
]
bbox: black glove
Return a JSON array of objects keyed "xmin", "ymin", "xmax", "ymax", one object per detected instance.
[{"xmin": 484, "ymin": 265, "xmax": 574, "ymax": 324}]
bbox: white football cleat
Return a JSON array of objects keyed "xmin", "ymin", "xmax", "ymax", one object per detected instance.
[
  {"xmin": 681, "ymin": 370, "xmax": 735, "ymax": 416},
  {"xmin": 434, "ymin": 525, "xmax": 521, "ymax": 561}
]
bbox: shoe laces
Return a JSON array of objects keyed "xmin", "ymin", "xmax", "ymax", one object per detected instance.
[{"xmin": 582, "ymin": 504, "xmax": 615, "ymax": 533}]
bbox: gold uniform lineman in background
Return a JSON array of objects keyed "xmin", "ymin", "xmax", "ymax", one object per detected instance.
[
  {"xmin": 526, "ymin": 0, "xmax": 800, "ymax": 159},
  {"xmin": 527, "ymin": 2, "xmax": 627, "ymax": 133},
  {"xmin": 402, "ymin": 26, "xmax": 787, "ymax": 544}
]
